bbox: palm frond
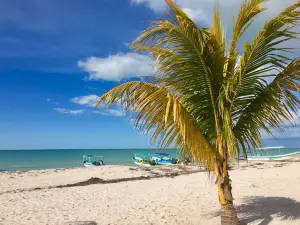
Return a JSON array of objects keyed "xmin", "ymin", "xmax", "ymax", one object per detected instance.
[
  {"xmin": 209, "ymin": 7, "xmax": 226, "ymax": 91},
  {"xmin": 233, "ymin": 59, "xmax": 300, "ymax": 155},
  {"xmin": 98, "ymin": 81, "xmax": 216, "ymax": 169},
  {"xmin": 221, "ymin": 0, "xmax": 300, "ymax": 156},
  {"xmin": 226, "ymin": 0, "xmax": 267, "ymax": 76},
  {"xmin": 229, "ymin": 1, "xmax": 300, "ymax": 122},
  {"xmin": 131, "ymin": 0, "xmax": 227, "ymax": 143}
]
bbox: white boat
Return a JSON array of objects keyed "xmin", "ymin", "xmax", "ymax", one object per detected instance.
[
  {"xmin": 83, "ymin": 155, "xmax": 104, "ymax": 167},
  {"xmin": 239, "ymin": 146, "xmax": 300, "ymax": 161}
]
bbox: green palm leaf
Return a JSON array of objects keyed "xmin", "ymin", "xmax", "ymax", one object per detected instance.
[
  {"xmin": 234, "ymin": 59, "xmax": 300, "ymax": 155},
  {"xmin": 226, "ymin": 0, "xmax": 267, "ymax": 77},
  {"xmin": 131, "ymin": 0, "xmax": 227, "ymax": 143},
  {"xmin": 98, "ymin": 81, "xmax": 216, "ymax": 168},
  {"xmin": 230, "ymin": 1, "xmax": 300, "ymax": 117}
]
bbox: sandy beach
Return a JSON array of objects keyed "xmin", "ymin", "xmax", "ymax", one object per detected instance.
[{"xmin": 0, "ymin": 162, "xmax": 300, "ymax": 225}]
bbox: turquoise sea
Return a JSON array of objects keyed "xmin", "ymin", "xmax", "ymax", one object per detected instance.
[
  {"xmin": 0, "ymin": 148, "xmax": 299, "ymax": 172},
  {"xmin": 0, "ymin": 149, "xmax": 173, "ymax": 171}
]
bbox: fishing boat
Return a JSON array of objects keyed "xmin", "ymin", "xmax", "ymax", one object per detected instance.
[
  {"xmin": 239, "ymin": 146, "xmax": 300, "ymax": 161},
  {"xmin": 132, "ymin": 153, "xmax": 156, "ymax": 166},
  {"xmin": 151, "ymin": 152, "xmax": 177, "ymax": 165},
  {"xmin": 83, "ymin": 155, "xmax": 104, "ymax": 167}
]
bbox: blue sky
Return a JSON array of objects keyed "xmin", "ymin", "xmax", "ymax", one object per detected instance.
[{"xmin": 0, "ymin": 0, "xmax": 299, "ymax": 149}]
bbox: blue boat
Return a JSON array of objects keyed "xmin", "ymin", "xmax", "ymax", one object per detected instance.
[{"xmin": 151, "ymin": 152, "xmax": 177, "ymax": 165}]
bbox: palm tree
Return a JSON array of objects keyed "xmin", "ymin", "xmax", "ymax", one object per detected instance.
[{"xmin": 97, "ymin": 0, "xmax": 300, "ymax": 224}]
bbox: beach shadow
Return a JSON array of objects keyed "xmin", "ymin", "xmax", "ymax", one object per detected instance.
[
  {"xmin": 237, "ymin": 196, "xmax": 300, "ymax": 224},
  {"xmin": 0, "ymin": 169, "xmax": 203, "ymax": 195},
  {"xmin": 209, "ymin": 196, "xmax": 300, "ymax": 224},
  {"xmin": 65, "ymin": 221, "xmax": 97, "ymax": 225}
]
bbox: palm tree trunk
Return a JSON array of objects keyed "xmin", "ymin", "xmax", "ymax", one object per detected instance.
[
  {"xmin": 215, "ymin": 156, "xmax": 239, "ymax": 225},
  {"xmin": 220, "ymin": 201, "xmax": 239, "ymax": 225}
]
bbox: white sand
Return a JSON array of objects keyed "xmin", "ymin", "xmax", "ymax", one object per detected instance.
[{"xmin": 0, "ymin": 162, "xmax": 300, "ymax": 225}]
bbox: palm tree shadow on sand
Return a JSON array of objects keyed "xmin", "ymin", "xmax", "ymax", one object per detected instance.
[
  {"xmin": 236, "ymin": 196, "xmax": 300, "ymax": 225},
  {"xmin": 209, "ymin": 196, "xmax": 300, "ymax": 224}
]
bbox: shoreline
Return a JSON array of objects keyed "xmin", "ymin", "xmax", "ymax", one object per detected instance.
[
  {"xmin": 2, "ymin": 148, "xmax": 300, "ymax": 172},
  {"xmin": 1, "ymin": 162, "xmax": 300, "ymax": 224}
]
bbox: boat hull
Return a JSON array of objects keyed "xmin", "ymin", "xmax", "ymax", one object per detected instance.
[
  {"xmin": 240, "ymin": 152, "xmax": 300, "ymax": 161},
  {"xmin": 84, "ymin": 163, "xmax": 96, "ymax": 167},
  {"xmin": 84, "ymin": 162, "xmax": 104, "ymax": 167},
  {"xmin": 155, "ymin": 161, "xmax": 174, "ymax": 165},
  {"xmin": 133, "ymin": 160, "xmax": 152, "ymax": 166}
]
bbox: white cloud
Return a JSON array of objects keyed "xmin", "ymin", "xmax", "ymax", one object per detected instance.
[
  {"xmin": 131, "ymin": 0, "xmax": 298, "ymax": 33},
  {"xmin": 78, "ymin": 53, "xmax": 154, "ymax": 81},
  {"xmin": 95, "ymin": 109, "xmax": 126, "ymax": 117},
  {"xmin": 71, "ymin": 95, "xmax": 99, "ymax": 107},
  {"xmin": 181, "ymin": 7, "xmax": 208, "ymax": 23},
  {"xmin": 54, "ymin": 108, "xmax": 85, "ymax": 115},
  {"xmin": 72, "ymin": 94, "xmax": 125, "ymax": 116},
  {"xmin": 131, "ymin": 0, "xmax": 166, "ymax": 12},
  {"xmin": 131, "ymin": 0, "xmax": 209, "ymax": 22},
  {"xmin": 46, "ymin": 98, "xmax": 52, "ymax": 102}
]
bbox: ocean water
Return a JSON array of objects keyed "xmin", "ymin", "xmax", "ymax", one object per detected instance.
[
  {"xmin": 0, "ymin": 149, "xmax": 174, "ymax": 171},
  {"xmin": 1, "ymin": 148, "xmax": 299, "ymax": 172}
]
